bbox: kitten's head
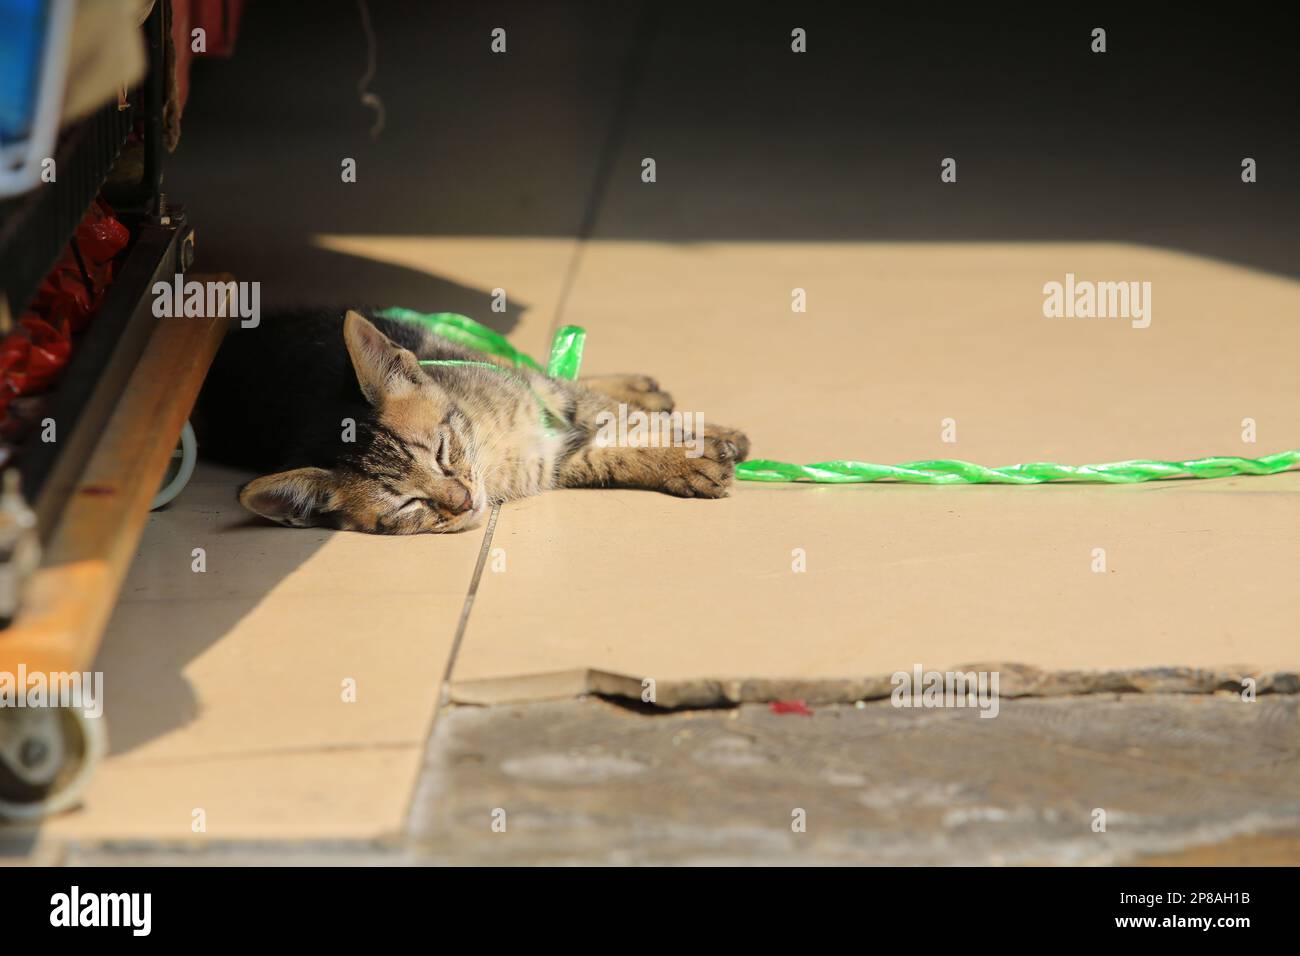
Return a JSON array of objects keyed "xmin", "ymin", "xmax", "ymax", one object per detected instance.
[{"xmin": 239, "ymin": 311, "xmax": 489, "ymax": 534}]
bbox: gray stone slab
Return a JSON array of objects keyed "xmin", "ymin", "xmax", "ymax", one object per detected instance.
[{"xmin": 406, "ymin": 693, "xmax": 1300, "ymax": 865}]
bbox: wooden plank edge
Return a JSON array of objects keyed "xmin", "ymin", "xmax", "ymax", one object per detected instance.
[{"xmin": 0, "ymin": 289, "xmax": 232, "ymax": 674}]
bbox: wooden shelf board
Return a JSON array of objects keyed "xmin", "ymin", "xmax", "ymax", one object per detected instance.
[{"xmin": 0, "ymin": 281, "xmax": 232, "ymax": 674}]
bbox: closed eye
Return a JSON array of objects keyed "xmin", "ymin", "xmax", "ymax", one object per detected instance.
[
  {"xmin": 437, "ymin": 429, "xmax": 451, "ymax": 469},
  {"xmin": 395, "ymin": 497, "xmax": 430, "ymax": 514}
]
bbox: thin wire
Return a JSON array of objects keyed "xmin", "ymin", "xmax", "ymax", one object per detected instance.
[{"xmin": 355, "ymin": 0, "xmax": 385, "ymax": 140}]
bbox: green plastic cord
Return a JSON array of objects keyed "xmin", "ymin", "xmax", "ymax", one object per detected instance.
[
  {"xmin": 388, "ymin": 310, "xmax": 575, "ymax": 433},
  {"xmin": 374, "ymin": 307, "xmax": 544, "ymax": 371},
  {"xmin": 734, "ymin": 452, "xmax": 1300, "ymax": 484},
  {"xmin": 546, "ymin": 325, "xmax": 586, "ymax": 379},
  {"xmin": 383, "ymin": 308, "xmax": 1300, "ymax": 485}
]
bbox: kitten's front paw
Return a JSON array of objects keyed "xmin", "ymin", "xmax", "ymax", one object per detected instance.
[{"xmin": 663, "ymin": 436, "xmax": 737, "ymax": 498}]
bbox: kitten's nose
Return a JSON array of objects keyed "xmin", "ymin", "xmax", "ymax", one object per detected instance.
[{"xmin": 446, "ymin": 482, "xmax": 473, "ymax": 515}]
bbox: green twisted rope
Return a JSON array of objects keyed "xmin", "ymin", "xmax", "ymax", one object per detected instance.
[
  {"xmin": 382, "ymin": 309, "xmax": 1300, "ymax": 486},
  {"xmin": 374, "ymin": 307, "xmax": 545, "ymax": 371},
  {"xmin": 734, "ymin": 452, "xmax": 1300, "ymax": 484}
]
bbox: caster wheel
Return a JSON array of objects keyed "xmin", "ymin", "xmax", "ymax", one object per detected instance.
[
  {"xmin": 151, "ymin": 420, "xmax": 197, "ymax": 510},
  {"xmin": 0, "ymin": 706, "xmax": 106, "ymax": 822},
  {"xmin": 179, "ymin": 231, "xmax": 196, "ymax": 272}
]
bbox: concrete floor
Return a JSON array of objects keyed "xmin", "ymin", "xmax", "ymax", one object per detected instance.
[
  {"xmin": 33, "ymin": 692, "xmax": 1300, "ymax": 865},
  {"xmin": 5, "ymin": 2, "xmax": 1299, "ymax": 862},
  {"xmin": 408, "ymin": 693, "xmax": 1300, "ymax": 866}
]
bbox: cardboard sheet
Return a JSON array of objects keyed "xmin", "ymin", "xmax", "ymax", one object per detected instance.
[{"xmin": 450, "ymin": 241, "xmax": 1300, "ymax": 704}]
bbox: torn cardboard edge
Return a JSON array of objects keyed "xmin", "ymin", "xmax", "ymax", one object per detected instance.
[{"xmin": 449, "ymin": 663, "xmax": 1300, "ymax": 709}]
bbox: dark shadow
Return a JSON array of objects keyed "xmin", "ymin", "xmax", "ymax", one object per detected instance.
[
  {"xmin": 91, "ymin": 495, "xmax": 345, "ymax": 757},
  {"xmin": 198, "ymin": 240, "xmax": 530, "ymax": 331},
  {"xmin": 164, "ymin": 0, "xmax": 648, "ymax": 324},
  {"xmin": 166, "ymin": 1, "xmax": 1298, "ymax": 279}
]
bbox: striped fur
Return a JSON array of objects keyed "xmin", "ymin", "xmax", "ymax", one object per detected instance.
[{"xmin": 196, "ymin": 309, "xmax": 748, "ymax": 534}]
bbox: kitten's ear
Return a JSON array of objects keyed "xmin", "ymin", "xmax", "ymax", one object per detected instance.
[
  {"xmin": 239, "ymin": 467, "xmax": 338, "ymax": 527},
  {"xmin": 343, "ymin": 310, "xmax": 423, "ymax": 405}
]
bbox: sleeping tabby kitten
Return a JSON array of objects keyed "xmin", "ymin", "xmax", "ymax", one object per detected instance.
[{"xmin": 195, "ymin": 309, "xmax": 749, "ymax": 533}]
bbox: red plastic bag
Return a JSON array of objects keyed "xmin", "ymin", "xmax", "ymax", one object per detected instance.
[{"xmin": 0, "ymin": 200, "xmax": 127, "ymax": 424}]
